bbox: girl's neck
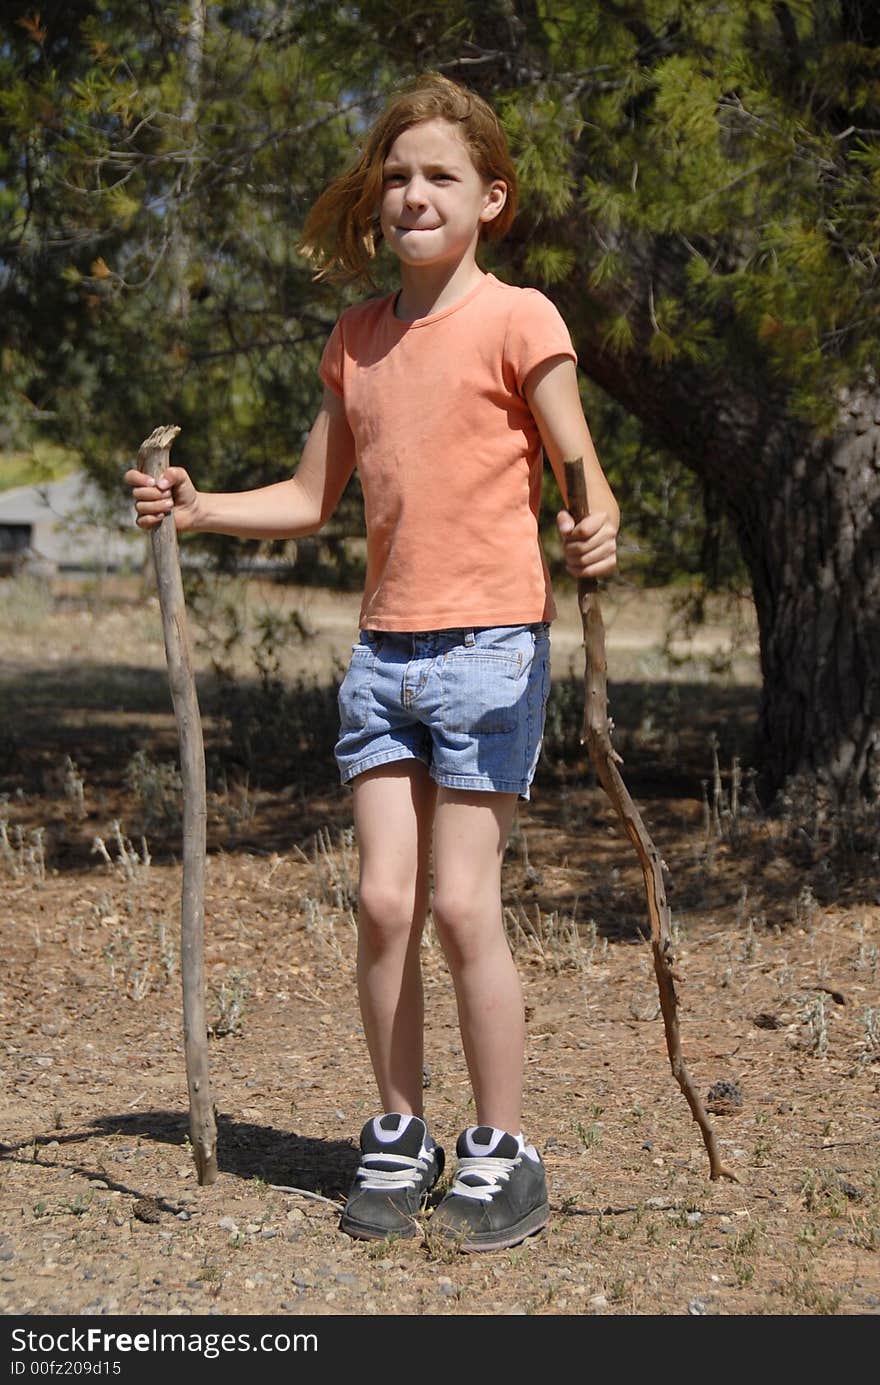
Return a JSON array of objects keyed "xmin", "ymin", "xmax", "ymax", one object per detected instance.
[{"xmin": 393, "ymin": 260, "xmax": 487, "ymax": 322}]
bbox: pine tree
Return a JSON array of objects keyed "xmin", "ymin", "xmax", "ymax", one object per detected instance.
[
  {"xmin": 3, "ymin": 1, "xmax": 878, "ymax": 806},
  {"xmin": 352, "ymin": 0, "xmax": 880, "ymax": 807}
]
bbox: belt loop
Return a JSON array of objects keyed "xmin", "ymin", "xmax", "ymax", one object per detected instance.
[{"xmin": 463, "ymin": 628, "xmax": 476, "ymax": 646}]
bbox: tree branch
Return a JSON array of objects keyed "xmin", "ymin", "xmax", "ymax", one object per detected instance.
[{"xmin": 564, "ymin": 458, "xmax": 738, "ymax": 1183}]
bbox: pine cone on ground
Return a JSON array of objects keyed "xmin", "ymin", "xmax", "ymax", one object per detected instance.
[{"xmin": 706, "ymin": 1079, "xmax": 743, "ymax": 1116}]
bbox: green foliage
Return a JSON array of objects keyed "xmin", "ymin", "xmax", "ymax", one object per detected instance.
[
  {"xmin": 0, "ymin": 0, "xmax": 364, "ymax": 539},
  {"xmin": 537, "ymin": 2, "xmax": 880, "ymax": 427},
  {"xmin": 1, "ymin": 0, "xmax": 878, "ymax": 592}
]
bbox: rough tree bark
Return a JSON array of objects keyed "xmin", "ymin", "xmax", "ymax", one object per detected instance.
[
  {"xmin": 559, "ymin": 270, "xmax": 880, "ymax": 808},
  {"xmin": 745, "ymin": 395, "xmax": 880, "ymax": 806}
]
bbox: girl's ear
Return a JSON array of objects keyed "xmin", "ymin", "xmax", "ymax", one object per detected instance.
[{"xmin": 480, "ymin": 179, "xmax": 508, "ymax": 225}]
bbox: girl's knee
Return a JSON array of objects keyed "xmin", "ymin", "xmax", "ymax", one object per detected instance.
[
  {"xmin": 431, "ymin": 888, "xmax": 496, "ymax": 965},
  {"xmin": 357, "ymin": 879, "xmax": 422, "ymax": 949}
]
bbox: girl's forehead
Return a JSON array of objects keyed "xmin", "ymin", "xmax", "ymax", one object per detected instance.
[{"xmin": 384, "ymin": 118, "xmax": 472, "ymax": 165}]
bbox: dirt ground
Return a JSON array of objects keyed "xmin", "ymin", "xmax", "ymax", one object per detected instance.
[{"xmin": 0, "ymin": 575, "xmax": 878, "ymax": 1317}]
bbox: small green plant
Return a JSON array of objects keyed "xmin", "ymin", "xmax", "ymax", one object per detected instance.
[
  {"xmin": 155, "ymin": 918, "xmax": 177, "ymax": 985},
  {"xmin": 846, "ymin": 1217, "xmax": 878, "ymax": 1251},
  {"xmin": 800, "ymin": 1170, "xmax": 850, "ymax": 1218},
  {"xmin": 301, "ymin": 886, "xmax": 357, "ymax": 965},
  {"xmin": 795, "ymin": 883, "xmax": 820, "ymax": 932},
  {"xmin": 211, "ymin": 968, "xmax": 250, "ymax": 1037},
  {"xmin": 785, "ymin": 1264, "xmax": 841, "ymax": 1314},
  {"xmin": 211, "ymin": 772, "xmax": 256, "ymax": 834},
  {"xmin": 0, "ymin": 802, "xmax": 46, "ymax": 883},
  {"xmin": 124, "ymin": 750, "xmax": 182, "ymax": 834},
  {"xmin": 0, "ymin": 573, "xmax": 54, "ymax": 633},
  {"xmin": 362, "ymin": 1234, "xmax": 403, "ymax": 1260},
  {"xmin": 860, "ymin": 1006, "xmax": 879, "ymax": 1063},
  {"xmin": 854, "ymin": 923, "xmax": 878, "ymax": 978},
  {"xmin": 728, "ymin": 1223, "xmax": 758, "ymax": 1285},
  {"xmin": 738, "ymin": 914, "xmax": 760, "ymax": 962},
  {"xmin": 504, "ymin": 901, "xmax": 587, "ymax": 971},
  {"xmin": 798, "ymin": 1222, "xmax": 819, "ymax": 1245},
  {"xmin": 421, "ymin": 1215, "xmax": 464, "ymax": 1263},
  {"xmin": 313, "ymin": 826, "xmax": 358, "ymax": 911},
  {"xmin": 101, "ymin": 922, "xmax": 153, "ymax": 1001},
  {"xmin": 753, "ymin": 1135, "xmax": 772, "ymax": 1166},
  {"xmin": 734, "ymin": 1259, "xmax": 756, "ymax": 1287},
  {"xmin": 581, "ymin": 1122, "xmax": 603, "ymax": 1149},
  {"xmin": 91, "ymin": 820, "xmax": 151, "ymax": 882},
  {"xmin": 803, "ymin": 994, "xmax": 829, "ymax": 1056},
  {"xmin": 63, "ymin": 756, "xmax": 86, "ymax": 818}
]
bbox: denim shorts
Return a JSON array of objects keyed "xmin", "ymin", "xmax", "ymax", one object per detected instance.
[{"xmin": 334, "ymin": 624, "xmax": 551, "ymax": 800}]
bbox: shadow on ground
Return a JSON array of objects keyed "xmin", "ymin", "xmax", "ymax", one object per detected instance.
[
  {"xmin": 0, "ymin": 659, "xmax": 760, "ymax": 863},
  {"xmin": 1, "ymin": 1111, "xmax": 357, "ymax": 1200}
]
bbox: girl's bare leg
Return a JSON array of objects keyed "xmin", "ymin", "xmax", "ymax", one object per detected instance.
[
  {"xmin": 352, "ymin": 761, "xmax": 437, "ymax": 1117},
  {"xmin": 431, "ymin": 788, "xmax": 522, "ymax": 1134}
]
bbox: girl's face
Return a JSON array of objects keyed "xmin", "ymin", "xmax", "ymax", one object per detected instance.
[{"xmin": 379, "ymin": 118, "xmax": 507, "ymax": 272}]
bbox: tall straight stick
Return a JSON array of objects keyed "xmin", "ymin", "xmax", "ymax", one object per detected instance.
[
  {"xmin": 137, "ymin": 425, "xmax": 218, "ymax": 1185},
  {"xmin": 563, "ymin": 458, "xmax": 736, "ymax": 1182}
]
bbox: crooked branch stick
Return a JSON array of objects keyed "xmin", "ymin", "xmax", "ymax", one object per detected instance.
[
  {"xmin": 138, "ymin": 425, "xmax": 218, "ymax": 1185},
  {"xmin": 564, "ymin": 459, "xmax": 736, "ymax": 1182}
]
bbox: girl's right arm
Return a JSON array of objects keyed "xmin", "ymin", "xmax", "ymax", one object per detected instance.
[{"xmin": 124, "ymin": 388, "xmax": 356, "ymax": 538}]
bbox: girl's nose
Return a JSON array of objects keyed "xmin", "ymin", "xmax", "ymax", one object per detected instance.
[{"xmin": 403, "ymin": 178, "xmax": 428, "ymax": 208}]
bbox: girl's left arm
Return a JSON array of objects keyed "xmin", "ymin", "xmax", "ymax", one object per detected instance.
[{"xmin": 525, "ymin": 355, "xmax": 620, "ymax": 579}]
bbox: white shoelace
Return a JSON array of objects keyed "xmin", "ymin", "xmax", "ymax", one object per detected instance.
[
  {"xmin": 449, "ymin": 1154, "xmax": 520, "ymax": 1203},
  {"xmin": 356, "ymin": 1151, "xmax": 431, "ymax": 1192}
]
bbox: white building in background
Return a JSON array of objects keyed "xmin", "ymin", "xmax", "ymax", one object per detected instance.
[{"xmin": 0, "ymin": 471, "xmax": 142, "ymax": 574}]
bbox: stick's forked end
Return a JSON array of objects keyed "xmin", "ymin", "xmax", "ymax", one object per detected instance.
[{"xmin": 137, "ymin": 424, "xmax": 181, "ymax": 459}]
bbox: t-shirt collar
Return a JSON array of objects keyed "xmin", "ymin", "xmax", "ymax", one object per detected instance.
[{"xmin": 389, "ymin": 273, "xmax": 494, "ymax": 328}]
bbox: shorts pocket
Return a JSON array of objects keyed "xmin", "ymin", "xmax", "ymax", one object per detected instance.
[
  {"xmin": 337, "ymin": 641, "xmax": 376, "ymax": 732},
  {"xmin": 441, "ymin": 633, "xmax": 532, "ymax": 736}
]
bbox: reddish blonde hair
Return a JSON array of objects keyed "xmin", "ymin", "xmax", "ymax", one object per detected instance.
[{"xmin": 299, "ymin": 73, "xmax": 519, "ymax": 285}]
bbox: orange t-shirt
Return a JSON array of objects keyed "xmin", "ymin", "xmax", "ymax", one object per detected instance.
[{"xmin": 319, "ymin": 272, "xmax": 576, "ymax": 631}]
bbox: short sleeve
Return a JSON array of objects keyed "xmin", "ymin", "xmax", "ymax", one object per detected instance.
[
  {"xmin": 505, "ymin": 289, "xmax": 577, "ymax": 394},
  {"xmin": 318, "ymin": 319, "xmax": 344, "ymax": 396}
]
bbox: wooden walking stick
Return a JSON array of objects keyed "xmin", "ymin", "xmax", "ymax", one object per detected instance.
[
  {"xmin": 138, "ymin": 425, "xmax": 218, "ymax": 1185},
  {"xmin": 563, "ymin": 459, "xmax": 737, "ymax": 1183}
]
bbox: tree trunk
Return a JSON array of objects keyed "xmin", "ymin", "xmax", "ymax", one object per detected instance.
[
  {"xmin": 744, "ymin": 393, "xmax": 880, "ymax": 806},
  {"xmin": 552, "ymin": 272, "xmax": 880, "ymax": 808}
]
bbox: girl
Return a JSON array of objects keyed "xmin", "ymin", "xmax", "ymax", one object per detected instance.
[{"xmin": 125, "ymin": 73, "xmax": 619, "ymax": 1252}]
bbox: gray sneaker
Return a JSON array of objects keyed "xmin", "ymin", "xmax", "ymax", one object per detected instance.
[
  {"xmin": 429, "ymin": 1126, "xmax": 549, "ymax": 1251},
  {"xmin": 340, "ymin": 1113, "xmax": 444, "ymax": 1241}
]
